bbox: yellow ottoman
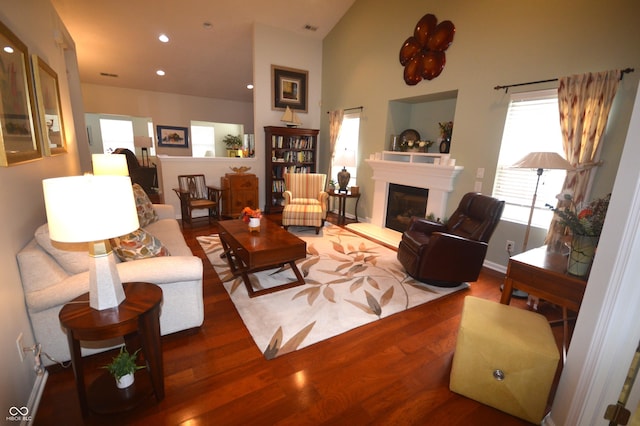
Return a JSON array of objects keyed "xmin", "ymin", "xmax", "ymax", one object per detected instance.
[{"xmin": 450, "ymin": 296, "xmax": 560, "ymax": 424}]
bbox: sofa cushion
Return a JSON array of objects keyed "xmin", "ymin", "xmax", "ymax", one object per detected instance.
[
  {"xmin": 111, "ymin": 228, "xmax": 170, "ymax": 261},
  {"xmin": 133, "ymin": 183, "xmax": 159, "ymax": 227},
  {"xmin": 34, "ymin": 224, "xmax": 90, "ymax": 274}
]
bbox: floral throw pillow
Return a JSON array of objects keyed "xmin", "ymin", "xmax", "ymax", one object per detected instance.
[
  {"xmin": 111, "ymin": 228, "xmax": 170, "ymax": 262},
  {"xmin": 132, "ymin": 184, "xmax": 159, "ymax": 227}
]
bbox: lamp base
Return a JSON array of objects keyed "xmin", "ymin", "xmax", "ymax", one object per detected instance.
[
  {"xmin": 337, "ymin": 168, "xmax": 350, "ymax": 193},
  {"xmin": 89, "ymin": 241, "xmax": 126, "ymax": 310}
]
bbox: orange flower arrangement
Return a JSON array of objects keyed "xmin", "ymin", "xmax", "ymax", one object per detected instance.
[{"xmin": 240, "ymin": 207, "xmax": 262, "ymax": 223}]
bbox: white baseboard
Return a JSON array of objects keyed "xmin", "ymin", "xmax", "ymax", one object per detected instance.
[
  {"xmin": 483, "ymin": 259, "xmax": 506, "ymax": 274},
  {"xmin": 24, "ymin": 370, "xmax": 48, "ymax": 426}
]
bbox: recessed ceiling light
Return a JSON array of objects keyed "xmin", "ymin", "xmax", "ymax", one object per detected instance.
[
  {"xmin": 3, "ymin": 46, "xmax": 14, "ymax": 53},
  {"xmin": 246, "ymin": 84, "xmax": 254, "ymax": 90},
  {"xmin": 156, "ymin": 70, "xmax": 166, "ymax": 76},
  {"xmin": 158, "ymin": 34, "xmax": 169, "ymax": 43}
]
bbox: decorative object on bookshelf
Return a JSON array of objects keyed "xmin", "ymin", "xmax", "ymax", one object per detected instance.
[
  {"xmin": 280, "ymin": 106, "xmax": 302, "ymax": 127},
  {"xmin": 264, "ymin": 126, "xmax": 319, "ymax": 213}
]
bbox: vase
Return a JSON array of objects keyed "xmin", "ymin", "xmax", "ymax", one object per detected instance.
[
  {"xmin": 116, "ymin": 372, "xmax": 135, "ymax": 389},
  {"xmin": 248, "ymin": 217, "xmax": 260, "ymax": 232},
  {"xmin": 567, "ymin": 234, "xmax": 598, "ymax": 277}
]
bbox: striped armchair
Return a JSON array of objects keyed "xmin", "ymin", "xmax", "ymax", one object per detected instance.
[{"xmin": 282, "ymin": 173, "xmax": 328, "ymax": 234}]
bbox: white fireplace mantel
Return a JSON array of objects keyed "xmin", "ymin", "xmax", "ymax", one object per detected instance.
[{"xmin": 365, "ymin": 151, "xmax": 464, "ymax": 228}]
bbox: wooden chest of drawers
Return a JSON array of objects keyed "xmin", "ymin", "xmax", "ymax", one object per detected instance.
[{"xmin": 221, "ymin": 173, "xmax": 259, "ymax": 218}]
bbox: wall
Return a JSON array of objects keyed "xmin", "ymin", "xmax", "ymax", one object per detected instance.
[
  {"xmin": 0, "ymin": 0, "xmax": 82, "ymax": 416},
  {"xmin": 320, "ymin": 0, "xmax": 640, "ymax": 269}
]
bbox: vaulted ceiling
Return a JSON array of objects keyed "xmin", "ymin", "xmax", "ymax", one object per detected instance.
[{"xmin": 51, "ymin": 0, "xmax": 356, "ymax": 103}]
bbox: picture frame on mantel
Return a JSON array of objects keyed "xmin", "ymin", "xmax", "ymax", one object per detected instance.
[
  {"xmin": 157, "ymin": 125, "xmax": 189, "ymax": 148},
  {"xmin": 271, "ymin": 65, "xmax": 308, "ymax": 113},
  {"xmin": 0, "ymin": 21, "xmax": 42, "ymax": 166}
]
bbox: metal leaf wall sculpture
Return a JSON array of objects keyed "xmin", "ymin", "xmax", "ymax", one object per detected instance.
[{"xmin": 399, "ymin": 13, "xmax": 455, "ymax": 85}]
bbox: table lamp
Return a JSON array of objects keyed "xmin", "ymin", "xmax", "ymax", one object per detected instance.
[
  {"xmin": 92, "ymin": 154, "xmax": 129, "ymax": 176},
  {"xmin": 511, "ymin": 151, "xmax": 574, "ymax": 252},
  {"xmin": 334, "ymin": 149, "xmax": 356, "ymax": 193},
  {"xmin": 42, "ymin": 175, "xmax": 139, "ymax": 310},
  {"xmin": 134, "ymin": 136, "xmax": 153, "ymax": 167}
]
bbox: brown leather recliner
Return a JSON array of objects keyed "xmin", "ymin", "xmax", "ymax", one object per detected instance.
[{"xmin": 397, "ymin": 192, "xmax": 505, "ymax": 287}]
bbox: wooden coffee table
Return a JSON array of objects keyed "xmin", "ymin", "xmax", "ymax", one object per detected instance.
[{"xmin": 218, "ymin": 218, "xmax": 307, "ymax": 297}]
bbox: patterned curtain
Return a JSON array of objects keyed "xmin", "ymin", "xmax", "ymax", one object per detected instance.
[
  {"xmin": 327, "ymin": 109, "xmax": 345, "ymax": 179},
  {"xmin": 545, "ymin": 69, "xmax": 621, "ymax": 250}
]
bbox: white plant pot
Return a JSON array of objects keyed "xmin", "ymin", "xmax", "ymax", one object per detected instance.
[
  {"xmin": 116, "ymin": 372, "xmax": 135, "ymax": 389},
  {"xmin": 248, "ymin": 217, "xmax": 261, "ymax": 232}
]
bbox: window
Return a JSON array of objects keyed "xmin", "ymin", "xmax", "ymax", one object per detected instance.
[
  {"xmin": 492, "ymin": 89, "xmax": 567, "ymax": 228},
  {"xmin": 99, "ymin": 118, "xmax": 134, "ymax": 153},
  {"xmin": 191, "ymin": 121, "xmax": 216, "ymax": 157},
  {"xmin": 331, "ymin": 112, "xmax": 361, "ymax": 187}
]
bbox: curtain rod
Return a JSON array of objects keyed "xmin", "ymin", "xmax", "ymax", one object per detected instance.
[
  {"xmin": 326, "ymin": 106, "xmax": 363, "ymax": 114},
  {"xmin": 494, "ymin": 67, "xmax": 635, "ymax": 93}
]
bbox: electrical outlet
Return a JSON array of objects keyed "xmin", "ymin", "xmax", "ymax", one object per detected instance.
[
  {"xmin": 16, "ymin": 333, "xmax": 25, "ymax": 362},
  {"xmin": 505, "ymin": 240, "xmax": 515, "ymax": 252}
]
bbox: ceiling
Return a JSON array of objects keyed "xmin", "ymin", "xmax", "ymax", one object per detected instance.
[{"xmin": 50, "ymin": 0, "xmax": 356, "ymax": 104}]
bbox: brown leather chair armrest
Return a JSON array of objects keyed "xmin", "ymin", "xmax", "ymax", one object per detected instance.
[{"xmin": 407, "ymin": 217, "xmax": 447, "ymax": 234}]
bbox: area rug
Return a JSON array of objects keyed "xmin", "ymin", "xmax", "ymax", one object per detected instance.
[{"xmin": 197, "ymin": 223, "xmax": 468, "ymax": 359}]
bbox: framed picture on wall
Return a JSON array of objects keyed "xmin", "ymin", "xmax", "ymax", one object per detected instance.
[
  {"xmin": 32, "ymin": 55, "xmax": 67, "ymax": 156},
  {"xmin": 157, "ymin": 125, "xmax": 189, "ymax": 148},
  {"xmin": 271, "ymin": 65, "xmax": 308, "ymax": 112}
]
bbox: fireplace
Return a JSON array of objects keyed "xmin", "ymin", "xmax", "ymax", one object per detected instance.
[{"xmin": 385, "ymin": 183, "xmax": 428, "ymax": 233}]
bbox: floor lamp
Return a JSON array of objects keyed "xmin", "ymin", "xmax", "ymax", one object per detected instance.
[{"xmin": 511, "ymin": 152, "xmax": 575, "ymax": 252}]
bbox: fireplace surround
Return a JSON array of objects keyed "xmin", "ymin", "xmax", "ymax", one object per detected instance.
[{"xmin": 347, "ymin": 151, "xmax": 463, "ymax": 246}]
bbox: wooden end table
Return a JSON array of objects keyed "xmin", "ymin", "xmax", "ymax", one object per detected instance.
[
  {"xmin": 59, "ymin": 282, "xmax": 164, "ymax": 416},
  {"xmin": 500, "ymin": 246, "xmax": 587, "ymax": 361},
  {"xmin": 329, "ymin": 191, "xmax": 361, "ymax": 224},
  {"xmin": 218, "ymin": 218, "xmax": 307, "ymax": 297}
]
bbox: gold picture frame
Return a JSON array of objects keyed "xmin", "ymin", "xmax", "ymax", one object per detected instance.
[
  {"xmin": 32, "ymin": 55, "xmax": 67, "ymax": 155},
  {"xmin": 0, "ymin": 20, "xmax": 42, "ymax": 166},
  {"xmin": 271, "ymin": 65, "xmax": 308, "ymax": 112}
]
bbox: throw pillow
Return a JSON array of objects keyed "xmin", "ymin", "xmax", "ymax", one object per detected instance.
[
  {"xmin": 111, "ymin": 228, "xmax": 170, "ymax": 262},
  {"xmin": 132, "ymin": 183, "xmax": 159, "ymax": 227}
]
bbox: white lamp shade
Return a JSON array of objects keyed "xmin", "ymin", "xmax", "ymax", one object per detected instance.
[
  {"xmin": 133, "ymin": 136, "xmax": 153, "ymax": 148},
  {"xmin": 511, "ymin": 152, "xmax": 574, "ymax": 170},
  {"xmin": 92, "ymin": 154, "xmax": 129, "ymax": 176},
  {"xmin": 43, "ymin": 175, "xmax": 139, "ymax": 243},
  {"xmin": 334, "ymin": 149, "xmax": 356, "ymax": 168}
]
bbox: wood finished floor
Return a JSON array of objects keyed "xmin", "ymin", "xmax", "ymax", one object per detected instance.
[{"xmin": 35, "ymin": 214, "xmax": 570, "ymax": 425}]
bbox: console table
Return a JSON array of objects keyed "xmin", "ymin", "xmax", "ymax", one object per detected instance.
[
  {"xmin": 500, "ymin": 246, "xmax": 587, "ymax": 360},
  {"xmin": 59, "ymin": 282, "xmax": 164, "ymax": 416}
]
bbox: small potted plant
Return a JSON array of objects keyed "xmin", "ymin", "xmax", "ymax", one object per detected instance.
[
  {"xmin": 328, "ymin": 179, "xmax": 337, "ymax": 193},
  {"xmin": 240, "ymin": 207, "xmax": 262, "ymax": 232},
  {"xmin": 223, "ymin": 134, "xmax": 243, "ymax": 149},
  {"xmin": 103, "ymin": 346, "xmax": 146, "ymax": 389}
]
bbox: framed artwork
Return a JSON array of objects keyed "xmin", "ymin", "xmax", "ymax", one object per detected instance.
[
  {"xmin": 0, "ymin": 20, "xmax": 42, "ymax": 166},
  {"xmin": 157, "ymin": 125, "xmax": 189, "ymax": 148},
  {"xmin": 271, "ymin": 65, "xmax": 308, "ymax": 112},
  {"xmin": 32, "ymin": 55, "xmax": 66, "ymax": 156}
]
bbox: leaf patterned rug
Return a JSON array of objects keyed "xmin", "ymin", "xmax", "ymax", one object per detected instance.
[{"xmin": 197, "ymin": 223, "xmax": 469, "ymax": 359}]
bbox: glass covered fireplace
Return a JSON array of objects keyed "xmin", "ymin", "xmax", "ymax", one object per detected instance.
[{"xmin": 385, "ymin": 183, "xmax": 429, "ymax": 233}]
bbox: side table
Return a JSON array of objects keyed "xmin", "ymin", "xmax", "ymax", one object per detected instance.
[
  {"xmin": 329, "ymin": 191, "xmax": 361, "ymax": 224},
  {"xmin": 500, "ymin": 246, "xmax": 587, "ymax": 361},
  {"xmin": 59, "ymin": 282, "xmax": 164, "ymax": 417}
]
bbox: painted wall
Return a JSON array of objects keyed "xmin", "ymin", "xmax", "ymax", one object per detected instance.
[
  {"xmin": 320, "ymin": 0, "xmax": 640, "ymax": 269},
  {"xmin": 0, "ymin": 0, "xmax": 82, "ymax": 415}
]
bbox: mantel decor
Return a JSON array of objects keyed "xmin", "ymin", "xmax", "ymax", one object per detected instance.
[
  {"xmin": 271, "ymin": 65, "xmax": 308, "ymax": 112},
  {"xmin": 157, "ymin": 125, "xmax": 189, "ymax": 148},
  {"xmin": 0, "ymin": 20, "xmax": 42, "ymax": 166}
]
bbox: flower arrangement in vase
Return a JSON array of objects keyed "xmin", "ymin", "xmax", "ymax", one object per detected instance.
[
  {"xmin": 546, "ymin": 192, "xmax": 611, "ymax": 277},
  {"xmin": 240, "ymin": 207, "xmax": 262, "ymax": 232}
]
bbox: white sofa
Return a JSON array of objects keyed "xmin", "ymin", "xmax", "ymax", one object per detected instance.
[{"xmin": 17, "ymin": 203, "xmax": 204, "ymax": 366}]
